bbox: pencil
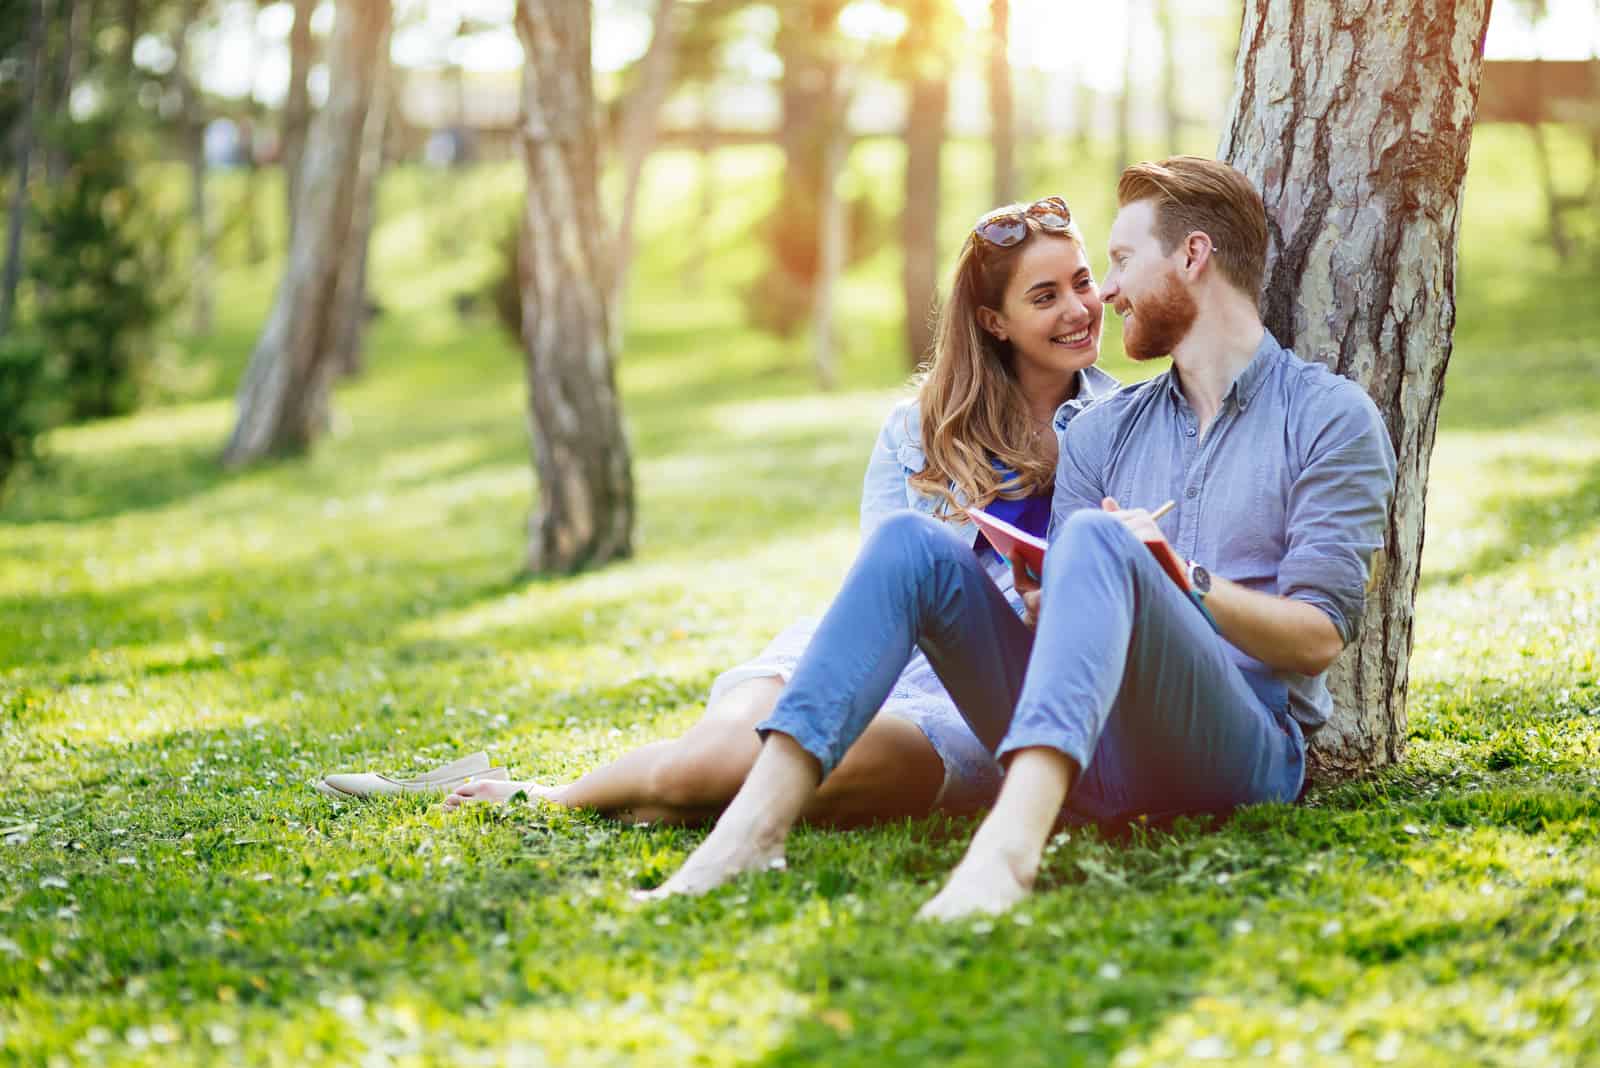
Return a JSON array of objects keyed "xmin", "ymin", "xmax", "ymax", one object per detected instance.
[{"xmin": 1150, "ymin": 500, "xmax": 1176, "ymax": 521}]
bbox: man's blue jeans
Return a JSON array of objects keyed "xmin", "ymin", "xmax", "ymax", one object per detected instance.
[{"xmin": 757, "ymin": 510, "xmax": 1305, "ymax": 821}]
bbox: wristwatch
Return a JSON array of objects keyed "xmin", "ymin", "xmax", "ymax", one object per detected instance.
[{"xmin": 1186, "ymin": 559, "xmax": 1212, "ymax": 599}]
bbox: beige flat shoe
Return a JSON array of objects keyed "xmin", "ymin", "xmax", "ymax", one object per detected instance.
[
  {"xmin": 316, "ymin": 767, "xmax": 508, "ymax": 799},
  {"xmin": 315, "ymin": 752, "xmax": 507, "ymax": 799}
]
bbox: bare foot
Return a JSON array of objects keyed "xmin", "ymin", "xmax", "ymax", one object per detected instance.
[
  {"xmin": 916, "ymin": 848, "xmax": 1037, "ymax": 922},
  {"xmin": 442, "ymin": 779, "xmax": 552, "ymax": 810},
  {"xmin": 634, "ymin": 816, "xmax": 788, "ymax": 901}
]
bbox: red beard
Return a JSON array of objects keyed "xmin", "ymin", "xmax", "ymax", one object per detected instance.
[{"xmin": 1123, "ymin": 270, "xmax": 1197, "ymax": 361}]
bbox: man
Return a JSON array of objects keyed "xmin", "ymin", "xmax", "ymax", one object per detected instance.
[{"xmin": 644, "ymin": 157, "xmax": 1397, "ymax": 920}]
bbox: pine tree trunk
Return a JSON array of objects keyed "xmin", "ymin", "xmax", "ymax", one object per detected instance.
[
  {"xmin": 902, "ymin": 74, "xmax": 947, "ymax": 369},
  {"xmin": 333, "ymin": 32, "xmax": 390, "ymax": 379},
  {"xmin": 514, "ymin": 0, "xmax": 634, "ymax": 574},
  {"xmin": 1, "ymin": 0, "xmax": 47, "ymax": 339},
  {"xmin": 282, "ymin": 0, "xmax": 316, "ymax": 234},
  {"xmin": 222, "ymin": 0, "xmax": 389, "ymax": 467},
  {"xmin": 1156, "ymin": 0, "xmax": 1180, "ymax": 155},
  {"xmin": 811, "ymin": 116, "xmax": 847, "ymax": 391},
  {"xmin": 988, "ymin": 0, "xmax": 1014, "ymax": 204},
  {"xmin": 613, "ymin": 0, "xmax": 678, "ymax": 310},
  {"xmin": 1219, "ymin": 0, "xmax": 1493, "ymax": 781},
  {"xmin": 765, "ymin": 0, "xmax": 845, "ymax": 336},
  {"xmin": 176, "ymin": 0, "xmax": 212, "ymax": 336}
]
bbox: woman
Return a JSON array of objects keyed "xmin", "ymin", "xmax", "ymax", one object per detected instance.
[{"xmin": 445, "ymin": 196, "xmax": 1116, "ymax": 825}]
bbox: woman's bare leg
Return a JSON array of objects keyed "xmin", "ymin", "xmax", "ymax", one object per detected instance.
[{"xmin": 445, "ymin": 676, "xmax": 949, "ymax": 827}]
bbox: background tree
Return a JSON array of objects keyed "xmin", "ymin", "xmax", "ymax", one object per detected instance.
[
  {"xmin": 892, "ymin": 0, "xmax": 957, "ymax": 368},
  {"xmin": 281, "ymin": 0, "xmax": 316, "ymax": 231},
  {"xmin": 173, "ymin": 0, "xmax": 213, "ymax": 336},
  {"xmin": 514, "ymin": 0, "xmax": 634, "ymax": 573},
  {"xmin": 1220, "ymin": 0, "xmax": 1495, "ymax": 779},
  {"xmin": 988, "ymin": 0, "xmax": 1014, "ymax": 204},
  {"xmin": 612, "ymin": 0, "xmax": 680, "ymax": 316},
  {"xmin": 0, "ymin": 0, "xmax": 47, "ymax": 339},
  {"xmin": 222, "ymin": 0, "xmax": 390, "ymax": 466}
]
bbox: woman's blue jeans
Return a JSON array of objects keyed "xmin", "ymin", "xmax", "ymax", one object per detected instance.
[{"xmin": 757, "ymin": 510, "xmax": 1305, "ymax": 822}]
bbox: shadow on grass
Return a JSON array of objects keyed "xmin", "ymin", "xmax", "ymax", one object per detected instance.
[{"xmin": 1420, "ymin": 452, "xmax": 1600, "ymax": 588}]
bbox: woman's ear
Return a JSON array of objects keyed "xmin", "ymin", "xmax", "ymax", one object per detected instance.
[{"xmin": 977, "ymin": 306, "xmax": 1008, "ymax": 342}]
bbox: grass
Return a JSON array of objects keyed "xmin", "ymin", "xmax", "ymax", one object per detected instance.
[{"xmin": 0, "ymin": 126, "xmax": 1597, "ymax": 1066}]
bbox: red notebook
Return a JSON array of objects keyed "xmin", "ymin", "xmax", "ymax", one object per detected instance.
[{"xmin": 965, "ymin": 505, "xmax": 1191, "ymax": 592}]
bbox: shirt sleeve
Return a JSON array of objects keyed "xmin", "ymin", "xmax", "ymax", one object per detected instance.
[
  {"xmin": 1049, "ymin": 412, "xmax": 1108, "ymax": 541},
  {"xmin": 1278, "ymin": 382, "xmax": 1398, "ymax": 645},
  {"xmin": 860, "ymin": 404, "xmax": 914, "ymax": 537}
]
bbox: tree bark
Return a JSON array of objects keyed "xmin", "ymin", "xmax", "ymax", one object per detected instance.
[
  {"xmin": 514, "ymin": 0, "xmax": 634, "ymax": 573},
  {"xmin": 811, "ymin": 113, "xmax": 847, "ymax": 391},
  {"xmin": 1156, "ymin": 0, "xmax": 1180, "ymax": 155},
  {"xmin": 902, "ymin": 73, "xmax": 947, "ymax": 369},
  {"xmin": 613, "ymin": 0, "xmax": 678, "ymax": 312},
  {"xmin": 988, "ymin": 0, "xmax": 1014, "ymax": 204},
  {"xmin": 332, "ymin": 28, "xmax": 390, "ymax": 378},
  {"xmin": 282, "ymin": 0, "xmax": 316, "ymax": 233},
  {"xmin": 1, "ymin": 0, "xmax": 48, "ymax": 339},
  {"xmin": 1219, "ymin": 0, "xmax": 1493, "ymax": 781},
  {"xmin": 760, "ymin": 0, "xmax": 846, "ymax": 337},
  {"xmin": 222, "ymin": 0, "xmax": 389, "ymax": 467},
  {"xmin": 175, "ymin": 0, "xmax": 212, "ymax": 336}
]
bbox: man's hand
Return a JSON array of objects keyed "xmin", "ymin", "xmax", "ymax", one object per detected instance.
[
  {"xmin": 1009, "ymin": 554, "xmax": 1041, "ymax": 628},
  {"xmin": 1101, "ymin": 495, "xmax": 1168, "ymax": 548}
]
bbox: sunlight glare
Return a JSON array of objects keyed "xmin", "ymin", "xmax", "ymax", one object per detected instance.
[{"xmin": 838, "ymin": 0, "xmax": 908, "ymax": 44}]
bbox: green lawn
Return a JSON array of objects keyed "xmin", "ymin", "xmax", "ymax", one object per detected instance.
[{"xmin": 1, "ymin": 127, "xmax": 1597, "ymax": 1066}]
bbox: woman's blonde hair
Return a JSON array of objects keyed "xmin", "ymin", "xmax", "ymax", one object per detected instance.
[{"xmin": 908, "ymin": 211, "xmax": 1086, "ymax": 518}]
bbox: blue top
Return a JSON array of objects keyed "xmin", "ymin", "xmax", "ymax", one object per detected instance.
[
  {"xmin": 861, "ymin": 365, "xmax": 1123, "ymax": 615},
  {"xmin": 975, "ymin": 462, "xmax": 1053, "ymax": 565},
  {"xmin": 1050, "ymin": 330, "xmax": 1397, "ymax": 733}
]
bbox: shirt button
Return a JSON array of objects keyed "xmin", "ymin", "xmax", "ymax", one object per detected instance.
[
  {"xmin": 1185, "ymin": 426, "xmax": 1196, "ymax": 437},
  {"xmin": 1185, "ymin": 487, "xmax": 1198, "ymax": 499}
]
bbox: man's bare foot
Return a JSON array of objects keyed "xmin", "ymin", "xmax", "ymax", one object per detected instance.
[
  {"xmin": 916, "ymin": 848, "xmax": 1037, "ymax": 922},
  {"xmin": 442, "ymin": 779, "xmax": 553, "ymax": 810},
  {"xmin": 634, "ymin": 815, "xmax": 788, "ymax": 901}
]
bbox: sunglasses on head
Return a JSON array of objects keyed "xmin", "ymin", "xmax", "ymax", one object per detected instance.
[{"xmin": 971, "ymin": 196, "xmax": 1074, "ymax": 249}]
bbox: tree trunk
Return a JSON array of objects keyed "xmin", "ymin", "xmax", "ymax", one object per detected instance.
[
  {"xmin": 1219, "ymin": 0, "xmax": 1493, "ymax": 781},
  {"xmin": 282, "ymin": 0, "xmax": 316, "ymax": 234},
  {"xmin": 1116, "ymin": 8, "xmax": 1134, "ymax": 174},
  {"xmin": 1527, "ymin": 121, "xmax": 1572, "ymax": 261},
  {"xmin": 176, "ymin": 0, "xmax": 212, "ymax": 336},
  {"xmin": 1, "ymin": 0, "xmax": 48, "ymax": 339},
  {"xmin": 902, "ymin": 74, "xmax": 947, "ymax": 369},
  {"xmin": 514, "ymin": 0, "xmax": 634, "ymax": 574},
  {"xmin": 762, "ymin": 1, "xmax": 846, "ymax": 337},
  {"xmin": 45, "ymin": 0, "xmax": 90, "ymax": 184},
  {"xmin": 1156, "ymin": 0, "xmax": 1180, "ymax": 155},
  {"xmin": 612, "ymin": 0, "xmax": 678, "ymax": 313},
  {"xmin": 120, "ymin": 0, "xmax": 138, "ymax": 77},
  {"xmin": 687, "ymin": 87, "xmax": 715, "ymax": 293},
  {"xmin": 222, "ymin": 0, "xmax": 389, "ymax": 467},
  {"xmin": 811, "ymin": 114, "xmax": 847, "ymax": 391},
  {"xmin": 988, "ymin": 0, "xmax": 1014, "ymax": 204},
  {"xmin": 332, "ymin": 30, "xmax": 390, "ymax": 378}
]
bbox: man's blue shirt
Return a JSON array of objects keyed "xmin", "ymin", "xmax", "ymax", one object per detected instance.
[{"xmin": 1050, "ymin": 330, "xmax": 1398, "ymax": 732}]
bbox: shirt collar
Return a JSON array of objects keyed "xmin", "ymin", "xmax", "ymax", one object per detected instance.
[
  {"xmin": 1161, "ymin": 329, "xmax": 1283, "ymax": 412},
  {"xmin": 1052, "ymin": 365, "xmax": 1121, "ymax": 430}
]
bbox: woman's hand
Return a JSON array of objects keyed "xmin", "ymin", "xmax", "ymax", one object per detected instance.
[{"xmin": 1010, "ymin": 554, "xmax": 1042, "ymax": 628}]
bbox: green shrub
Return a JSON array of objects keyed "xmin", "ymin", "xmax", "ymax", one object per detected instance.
[
  {"xmin": 30, "ymin": 112, "xmax": 174, "ymax": 422},
  {"xmin": 0, "ymin": 329, "xmax": 57, "ymax": 497}
]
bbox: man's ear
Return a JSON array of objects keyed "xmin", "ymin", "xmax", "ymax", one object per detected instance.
[
  {"xmin": 1182, "ymin": 232, "xmax": 1216, "ymax": 276},
  {"xmin": 977, "ymin": 306, "xmax": 1007, "ymax": 341}
]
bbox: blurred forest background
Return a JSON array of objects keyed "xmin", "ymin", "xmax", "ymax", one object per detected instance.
[{"xmin": 3, "ymin": 2, "xmax": 1600, "ymax": 1065}]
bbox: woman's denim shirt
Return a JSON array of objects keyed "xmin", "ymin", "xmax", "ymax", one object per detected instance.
[{"xmin": 859, "ymin": 366, "xmax": 1121, "ymax": 612}]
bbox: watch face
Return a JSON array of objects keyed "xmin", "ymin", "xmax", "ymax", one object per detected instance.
[{"xmin": 1190, "ymin": 563, "xmax": 1212, "ymax": 594}]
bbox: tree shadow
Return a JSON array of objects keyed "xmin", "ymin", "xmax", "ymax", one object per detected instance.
[{"xmin": 1420, "ymin": 452, "xmax": 1600, "ymax": 588}]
